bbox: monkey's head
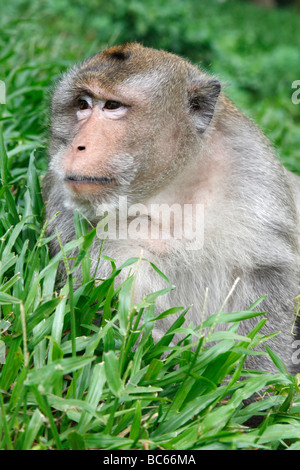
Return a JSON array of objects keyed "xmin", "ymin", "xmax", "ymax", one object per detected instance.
[{"xmin": 48, "ymin": 43, "xmax": 221, "ymax": 213}]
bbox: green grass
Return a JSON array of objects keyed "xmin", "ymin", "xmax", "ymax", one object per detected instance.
[{"xmin": 1, "ymin": 0, "xmax": 300, "ymax": 450}]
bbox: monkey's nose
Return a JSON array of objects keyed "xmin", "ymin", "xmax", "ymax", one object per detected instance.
[{"xmin": 77, "ymin": 146, "xmax": 86, "ymax": 151}]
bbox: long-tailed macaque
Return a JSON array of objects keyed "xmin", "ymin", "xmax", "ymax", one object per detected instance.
[{"xmin": 43, "ymin": 43, "xmax": 300, "ymax": 373}]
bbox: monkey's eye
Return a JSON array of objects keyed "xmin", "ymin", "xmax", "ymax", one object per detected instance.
[
  {"xmin": 78, "ymin": 99, "xmax": 90, "ymax": 110},
  {"xmin": 103, "ymin": 100, "xmax": 122, "ymax": 110},
  {"xmin": 100, "ymin": 99, "xmax": 128, "ymax": 119},
  {"xmin": 76, "ymin": 96, "xmax": 93, "ymax": 120},
  {"xmin": 77, "ymin": 95, "xmax": 93, "ymax": 109}
]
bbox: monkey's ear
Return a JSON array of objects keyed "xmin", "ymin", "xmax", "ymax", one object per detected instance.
[{"xmin": 188, "ymin": 78, "xmax": 221, "ymax": 133}]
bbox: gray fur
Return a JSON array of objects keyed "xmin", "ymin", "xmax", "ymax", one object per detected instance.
[{"xmin": 43, "ymin": 44, "xmax": 300, "ymax": 374}]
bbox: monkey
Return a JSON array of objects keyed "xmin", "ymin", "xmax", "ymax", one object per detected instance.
[{"xmin": 43, "ymin": 42, "xmax": 300, "ymax": 374}]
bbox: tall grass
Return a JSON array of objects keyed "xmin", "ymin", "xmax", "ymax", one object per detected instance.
[{"xmin": 1, "ymin": 125, "xmax": 300, "ymax": 450}]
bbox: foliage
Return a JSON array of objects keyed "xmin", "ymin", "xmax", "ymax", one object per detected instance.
[
  {"xmin": 1, "ymin": 0, "xmax": 300, "ymax": 450},
  {"xmin": 1, "ymin": 0, "xmax": 300, "ymax": 172}
]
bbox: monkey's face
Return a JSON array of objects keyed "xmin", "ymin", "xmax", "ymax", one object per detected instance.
[{"xmin": 48, "ymin": 43, "xmax": 221, "ymax": 212}]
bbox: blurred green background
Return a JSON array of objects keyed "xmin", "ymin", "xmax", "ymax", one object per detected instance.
[{"xmin": 1, "ymin": 0, "xmax": 300, "ymax": 174}]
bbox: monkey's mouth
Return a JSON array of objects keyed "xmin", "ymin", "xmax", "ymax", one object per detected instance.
[
  {"xmin": 65, "ymin": 175, "xmax": 115, "ymax": 184},
  {"xmin": 64, "ymin": 175, "xmax": 116, "ymax": 195}
]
